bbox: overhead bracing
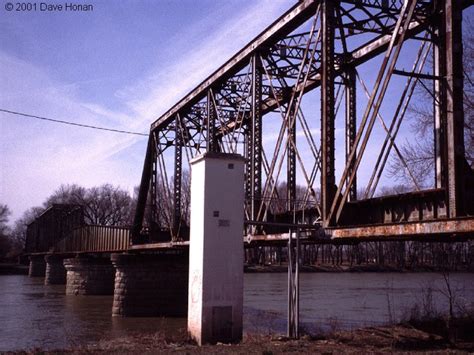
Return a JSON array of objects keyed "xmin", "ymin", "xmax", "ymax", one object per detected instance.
[{"xmin": 133, "ymin": 0, "xmax": 474, "ymax": 243}]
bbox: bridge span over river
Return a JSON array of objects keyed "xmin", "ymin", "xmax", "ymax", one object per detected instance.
[{"xmin": 24, "ymin": 0, "xmax": 474, "ymax": 344}]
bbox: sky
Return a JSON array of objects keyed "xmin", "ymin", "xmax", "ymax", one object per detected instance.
[
  {"xmin": 1, "ymin": 1, "xmax": 472, "ymax": 225},
  {"xmin": 0, "ymin": 0, "xmax": 293, "ymax": 223}
]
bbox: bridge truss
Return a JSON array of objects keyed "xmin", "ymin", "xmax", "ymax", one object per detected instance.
[{"xmin": 133, "ymin": 0, "xmax": 474, "ymax": 244}]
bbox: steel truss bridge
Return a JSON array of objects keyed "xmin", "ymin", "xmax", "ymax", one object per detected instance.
[{"xmin": 129, "ymin": 0, "xmax": 474, "ymax": 247}]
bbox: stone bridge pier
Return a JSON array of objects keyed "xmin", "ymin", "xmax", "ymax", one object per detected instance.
[
  {"xmin": 28, "ymin": 255, "xmax": 46, "ymax": 277},
  {"xmin": 44, "ymin": 254, "xmax": 68, "ymax": 285},
  {"xmin": 111, "ymin": 252, "xmax": 188, "ymax": 317},
  {"xmin": 63, "ymin": 255, "xmax": 115, "ymax": 295}
]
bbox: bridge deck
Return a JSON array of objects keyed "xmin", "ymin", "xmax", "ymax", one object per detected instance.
[{"xmin": 24, "ymin": 216, "xmax": 473, "ymax": 256}]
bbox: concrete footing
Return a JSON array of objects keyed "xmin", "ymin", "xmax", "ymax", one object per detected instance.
[
  {"xmin": 111, "ymin": 253, "xmax": 188, "ymax": 317},
  {"xmin": 63, "ymin": 256, "xmax": 115, "ymax": 295},
  {"xmin": 28, "ymin": 255, "xmax": 46, "ymax": 277},
  {"xmin": 44, "ymin": 254, "xmax": 67, "ymax": 285}
]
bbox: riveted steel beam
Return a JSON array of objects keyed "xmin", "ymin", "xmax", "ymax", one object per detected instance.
[{"xmin": 321, "ymin": 0, "xmax": 336, "ymax": 226}]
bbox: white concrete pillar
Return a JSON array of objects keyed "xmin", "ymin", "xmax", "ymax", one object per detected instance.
[{"xmin": 188, "ymin": 152, "xmax": 245, "ymax": 345}]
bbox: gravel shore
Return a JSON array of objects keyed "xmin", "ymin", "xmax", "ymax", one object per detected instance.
[{"xmin": 6, "ymin": 321, "xmax": 473, "ymax": 354}]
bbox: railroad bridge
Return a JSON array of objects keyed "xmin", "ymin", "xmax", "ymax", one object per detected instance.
[{"xmin": 24, "ymin": 0, "xmax": 474, "ymax": 344}]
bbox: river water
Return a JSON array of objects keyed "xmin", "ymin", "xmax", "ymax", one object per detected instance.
[{"xmin": 0, "ymin": 272, "xmax": 473, "ymax": 351}]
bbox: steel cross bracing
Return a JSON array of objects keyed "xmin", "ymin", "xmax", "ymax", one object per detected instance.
[{"xmin": 132, "ymin": 0, "xmax": 474, "ymax": 244}]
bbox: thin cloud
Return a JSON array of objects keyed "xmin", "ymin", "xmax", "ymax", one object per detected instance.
[{"xmin": 1, "ymin": 1, "xmax": 292, "ymax": 221}]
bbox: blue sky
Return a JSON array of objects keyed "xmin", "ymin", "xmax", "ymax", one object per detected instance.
[
  {"xmin": 0, "ymin": 0, "xmax": 293, "ymax": 222},
  {"xmin": 1, "ymin": 1, "xmax": 472, "ymax": 224}
]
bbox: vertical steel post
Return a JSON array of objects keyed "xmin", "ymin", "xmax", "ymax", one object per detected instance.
[
  {"xmin": 295, "ymin": 227, "xmax": 300, "ymax": 338},
  {"xmin": 287, "ymin": 105, "xmax": 297, "ymax": 212},
  {"xmin": 287, "ymin": 228, "xmax": 293, "ymax": 337},
  {"xmin": 251, "ymin": 54, "xmax": 263, "ymax": 222},
  {"xmin": 287, "ymin": 225, "xmax": 300, "ymax": 339},
  {"xmin": 150, "ymin": 142, "xmax": 158, "ymax": 239},
  {"xmin": 173, "ymin": 115, "xmax": 183, "ymax": 239},
  {"xmin": 207, "ymin": 90, "xmax": 218, "ymax": 153},
  {"xmin": 433, "ymin": 16, "xmax": 446, "ymax": 190},
  {"xmin": 244, "ymin": 126, "xmax": 252, "ymax": 204},
  {"xmin": 345, "ymin": 68, "xmax": 357, "ymax": 201},
  {"xmin": 321, "ymin": 0, "xmax": 336, "ymax": 226},
  {"xmin": 444, "ymin": 0, "xmax": 465, "ymax": 217}
]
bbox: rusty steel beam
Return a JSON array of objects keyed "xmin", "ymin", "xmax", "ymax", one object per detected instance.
[
  {"xmin": 327, "ymin": 218, "xmax": 474, "ymax": 240},
  {"xmin": 287, "ymin": 105, "xmax": 297, "ymax": 212},
  {"xmin": 132, "ymin": 136, "xmax": 154, "ymax": 242},
  {"xmin": 246, "ymin": 218, "xmax": 474, "ymax": 243},
  {"xmin": 433, "ymin": 12, "xmax": 446, "ymax": 190},
  {"xmin": 250, "ymin": 54, "xmax": 263, "ymax": 222},
  {"xmin": 344, "ymin": 67, "xmax": 357, "ymax": 202},
  {"xmin": 207, "ymin": 90, "xmax": 218, "ymax": 153},
  {"xmin": 320, "ymin": 0, "xmax": 336, "ymax": 226},
  {"xmin": 444, "ymin": 0, "xmax": 465, "ymax": 217},
  {"xmin": 150, "ymin": 136, "xmax": 158, "ymax": 237},
  {"xmin": 173, "ymin": 115, "xmax": 183, "ymax": 239}
]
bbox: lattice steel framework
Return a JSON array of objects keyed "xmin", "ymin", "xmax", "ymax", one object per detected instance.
[{"xmin": 132, "ymin": 0, "xmax": 473, "ymax": 243}]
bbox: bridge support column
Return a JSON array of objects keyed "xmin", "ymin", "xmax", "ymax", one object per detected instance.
[
  {"xmin": 44, "ymin": 254, "xmax": 67, "ymax": 285},
  {"xmin": 111, "ymin": 253, "xmax": 188, "ymax": 317},
  {"xmin": 28, "ymin": 255, "xmax": 46, "ymax": 277},
  {"xmin": 63, "ymin": 256, "xmax": 115, "ymax": 295},
  {"xmin": 188, "ymin": 153, "xmax": 245, "ymax": 345}
]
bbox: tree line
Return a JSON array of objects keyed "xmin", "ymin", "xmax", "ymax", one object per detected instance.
[
  {"xmin": 0, "ymin": 184, "xmax": 137, "ymax": 260},
  {"xmin": 246, "ymin": 241, "xmax": 473, "ymax": 271}
]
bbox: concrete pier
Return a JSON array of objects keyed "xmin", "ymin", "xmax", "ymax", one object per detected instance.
[
  {"xmin": 44, "ymin": 254, "xmax": 67, "ymax": 285},
  {"xmin": 111, "ymin": 253, "xmax": 188, "ymax": 317},
  {"xmin": 188, "ymin": 153, "xmax": 245, "ymax": 345},
  {"xmin": 63, "ymin": 256, "xmax": 115, "ymax": 295},
  {"xmin": 28, "ymin": 255, "xmax": 46, "ymax": 277}
]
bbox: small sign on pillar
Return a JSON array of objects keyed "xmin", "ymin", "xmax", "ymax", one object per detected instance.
[{"xmin": 187, "ymin": 152, "xmax": 245, "ymax": 345}]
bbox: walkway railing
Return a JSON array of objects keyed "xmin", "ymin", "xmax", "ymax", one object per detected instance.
[{"xmin": 54, "ymin": 225, "xmax": 130, "ymax": 253}]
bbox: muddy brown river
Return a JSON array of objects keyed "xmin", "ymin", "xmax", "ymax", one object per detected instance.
[{"xmin": 0, "ymin": 272, "xmax": 473, "ymax": 351}]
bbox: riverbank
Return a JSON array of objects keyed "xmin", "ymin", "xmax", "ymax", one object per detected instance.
[
  {"xmin": 245, "ymin": 263, "xmax": 474, "ymax": 273},
  {"xmin": 1, "ymin": 262, "xmax": 470, "ymax": 276},
  {"xmin": 7, "ymin": 320, "xmax": 474, "ymax": 354},
  {"xmin": 0, "ymin": 263, "xmax": 28, "ymax": 275}
]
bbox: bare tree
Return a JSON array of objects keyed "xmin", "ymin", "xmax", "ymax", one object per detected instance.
[
  {"xmin": 267, "ymin": 182, "xmax": 317, "ymax": 215},
  {"xmin": 388, "ymin": 20, "xmax": 474, "ymax": 186},
  {"xmin": 0, "ymin": 204, "xmax": 10, "ymax": 236},
  {"xmin": 377, "ymin": 184, "xmax": 412, "ymax": 197},
  {"xmin": 0, "ymin": 204, "xmax": 12, "ymax": 258},
  {"xmin": 45, "ymin": 183, "xmax": 134, "ymax": 226},
  {"xmin": 85, "ymin": 184, "xmax": 134, "ymax": 226},
  {"xmin": 9, "ymin": 206, "xmax": 44, "ymax": 256}
]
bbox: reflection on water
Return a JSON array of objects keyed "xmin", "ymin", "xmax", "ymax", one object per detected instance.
[
  {"xmin": 0, "ymin": 273, "xmax": 473, "ymax": 351},
  {"xmin": 245, "ymin": 273, "xmax": 474, "ymax": 334}
]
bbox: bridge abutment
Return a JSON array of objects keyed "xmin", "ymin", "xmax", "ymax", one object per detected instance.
[
  {"xmin": 44, "ymin": 254, "xmax": 67, "ymax": 285},
  {"xmin": 28, "ymin": 255, "xmax": 46, "ymax": 277},
  {"xmin": 111, "ymin": 253, "xmax": 188, "ymax": 317},
  {"xmin": 63, "ymin": 256, "xmax": 115, "ymax": 295}
]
